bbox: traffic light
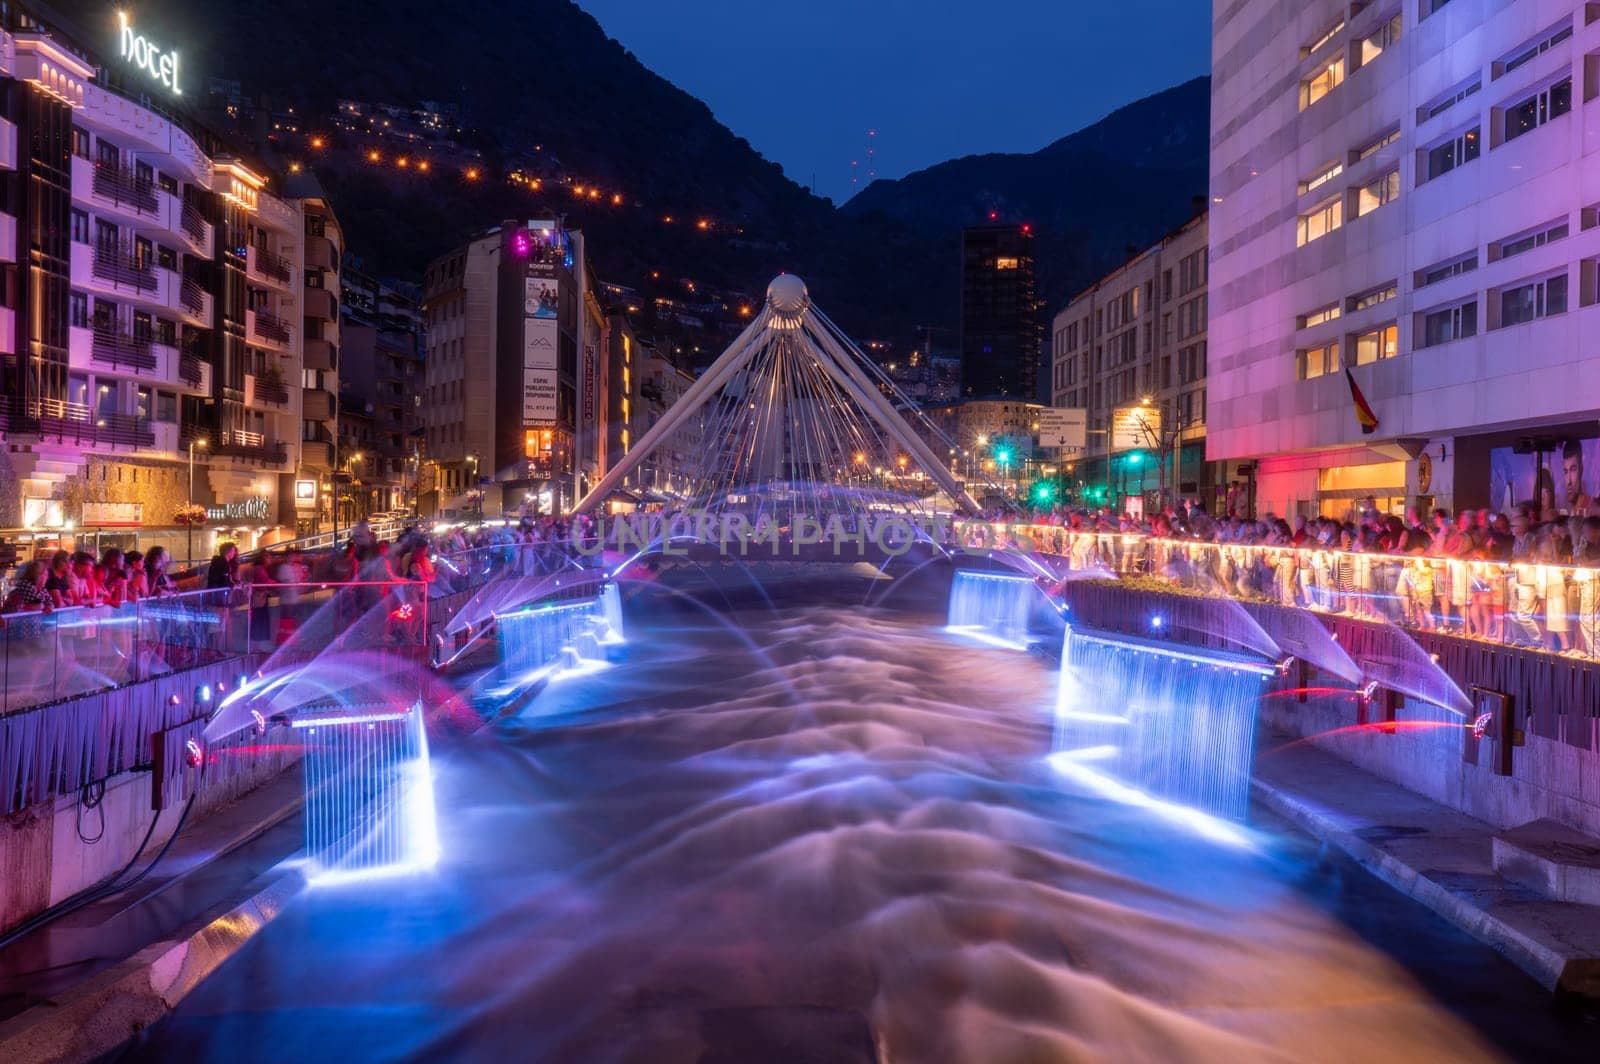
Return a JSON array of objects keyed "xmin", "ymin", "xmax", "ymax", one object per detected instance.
[{"xmin": 1032, "ymin": 481, "xmax": 1056, "ymax": 504}]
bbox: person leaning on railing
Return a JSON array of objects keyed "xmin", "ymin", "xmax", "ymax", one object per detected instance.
[{"xmin": 1, "ymin": 560, "xmax": 53, "ymax": 614}]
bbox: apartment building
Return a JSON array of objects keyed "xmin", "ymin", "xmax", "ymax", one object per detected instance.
[
  {"xmin": 1050, "ymin": 212, "xmax": 1233, "ymax": 510},
  {"xmin": 342, "ymin": 265, "xmax": 423, "ymax": 518},
  {"xmin": 0, "ymin": 9, "xmax": 317, "ymax": 559},
  {"xmin": 960, "ymin": 223, "xmax": 1042, "ymax": 401},
  {"xmin": 1211, "ymin": 0, "xmax": 1600, "ymax": 518}
]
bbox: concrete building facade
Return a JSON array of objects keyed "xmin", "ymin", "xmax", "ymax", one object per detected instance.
[{"xmin": 1210, "ymin": 0, "xmax": 1600, "ymax": 519}]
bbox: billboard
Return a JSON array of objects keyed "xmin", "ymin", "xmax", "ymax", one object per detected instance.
[
  {"xmin": 524, "ymin": 276, "xmax": 559, "ymax": 319},
  {"xmin": 1111, "ymin": 405, "xmax": 1162, "ymax": 451},
  {"xmin": 522, "ymin": 316, "xmax": 559, "ymax": 425},
  {"xmin": 1488, "ymin": 437, "xmax": 1600, "ymax": 515},
  {"xmin": 1037, "ymin": 407, "xmax": 1088, "ymax": 451}
]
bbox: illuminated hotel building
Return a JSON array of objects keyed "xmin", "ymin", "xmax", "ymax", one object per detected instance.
[
  {"xmin": 1210, "ymin": 0, "xmax": 1600, "ymax": 518},
  {"xmin": 0, "ymin": 7, "xmax": 329, "ymax": 555}
]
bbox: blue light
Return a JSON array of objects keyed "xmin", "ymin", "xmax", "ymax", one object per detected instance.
[{"xmin": 1150, "ymin": 615, "xmax": 1163, "ymax": 630}]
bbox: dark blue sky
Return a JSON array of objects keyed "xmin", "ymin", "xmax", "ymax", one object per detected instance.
[{"xmin": 578, "ymin": 0, "xmax": 1209, "ymax": 204}]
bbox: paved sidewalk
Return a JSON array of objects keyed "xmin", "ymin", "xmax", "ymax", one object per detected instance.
[
  {"xmin": 1253, "ymin": 735, "xmax": 1600, "ymax": 1001},
  {"xmin": 0, "ymin": 772, "xmax": 304, "ymax": 1061}
]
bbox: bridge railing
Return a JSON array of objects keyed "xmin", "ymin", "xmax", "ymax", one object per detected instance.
[{"xmin": 996, "ymin": 524, "xmax": 1600, "ymax": 660}]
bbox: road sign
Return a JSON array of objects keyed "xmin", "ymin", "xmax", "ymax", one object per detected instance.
[
  {"xmin": 1037, "ymin": 407, "xmax": 1088, "ymax": 451},
  {"xmin": 1111, "ymin": 405, "xmax": 1162, "ymax": 451}
]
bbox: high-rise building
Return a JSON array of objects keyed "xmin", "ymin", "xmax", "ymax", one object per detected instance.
[
  {"xmin": 422, "ymin": 219, "xmax": 598, "ymax": 517},
  {"xmin": 341, "ymin": 265, "xmax": 424, "ymax": 517},
  {"xmin": 0, "ymin": 9, "xmax": 329, "ymax": 560},
  {"xmin": 1210, "ymin": 0, "xmax": 1600, "ymax": 519},
  {"xmin": 285, "ymin": 174, "xmax": 342, "ymax": 533},
  {"xmin": 959, "ymin": 224, "xmax": 1041, "ymax": 401},
  {"xmin": 1050, "ymin": 212, "xmax": 1232, "ymax": 510}
]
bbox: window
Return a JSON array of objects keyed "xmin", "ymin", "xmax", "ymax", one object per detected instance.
[
  {"xmin": 1161, "ymin": 270, "xmax": 1172, "ymax": 303},
  {"xmin": 157, "ymin": 245, "xmax": 177, "ymax": 271},
  {"xmin": 1178, "ymin": 250, "xmax": 1207, "ymax": 294},
  {"xmin": 1302, "ymin": 18, "xmax": 1345, "ymax": 57},
  {"xmin": 157, "ymin": 172, "xmax": 178, "ymax": 194},
  {"xmin": 1427, "ymin": 0, "xmax": 1455, "ymax": 13},
  {"xmin": 1494, "ymin": 219, "xmax": 1568, "ymax": 260},
  {"xmin": 1420, "ymin": 301, "xmax": 1477, "ymax": 346},
  {"xmin": 69, "ymin": 291, "xmax": 88, "ymax": 329},
  {"xmin": 1298, "ymin": 303, "xmax": 1342, "ymax": 329},
  {"xmin": 70, "ymin": 209, "xmax": 89, "ymax": 244},
  {"xmin": 1301, "ymin": 56, "xmax": 1345, "ymax": 110},
  {"xmin": 1424, "ymin": 127, "xmax": 1479, "ymax": 180},
  {"xmin": 1358, "ymin": 12, "xmax": 1402, "ymax": 66},
  {"xmin": 1417, "ymin": 254, "xmax": 1477, "ymax": 287},
  {"xmin": 1497, "ymin": 21, "xmax": 1572, "ymax": 78},
  {"xmin": 1353, "ymin": 127, "xmax": 1401, "ymax": 161},
  {"xmin": 1300, "ymin": 342, "xmax": 1340, "ymax": 379},
  {"xmin": 154, "ymin": 317, "xmax": 176, "ymax": 346},
  {"xmin": 156, "ymin": 391, "xmax": 177, "ymax": 423},
  {"xmin": 1504, "ymin": 78, "xmax": 1572, "ymax": 143},
  {"xmin": 1351, "ymin": 282, "xmax": 1398, "ymax": 311},
  {"xmin": 1354, "ymin": 169, "xmax": 1400, "ymax": 218},
  {"xmin": 1352, "ymin": 324, "xmax": 1399, "ymax": 365},
  {"xmin": 71, "ymin": 127, "xmax": 90, "ymax": 159},
  {"xmin": 1298, "ymin": 197, "xmax": 1343, "ymax": 246},
  {"xmin": 1499, "ymin": 273, "xmax": 1568, "ymax": 325},
  {"xmin": 1300, "ymin": 160, "xmax": 1344, "ymax": 195},
  {"xmin": 1420, "ymin": 77, "xmax": 1480, "ymax": 122},
  {"xmin": 995, "ymin": 256, "xmax": 1019, "ymax": 270}
]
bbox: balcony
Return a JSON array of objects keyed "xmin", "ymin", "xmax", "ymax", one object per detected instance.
[
  {"xmin": 300, "ymin": 439, "xmax": 333, "ymax": 470},
  {"xmin": 88, "ymin": 162, "xmax": 159, "ymax": 218},
  {"xmin": 302, "ymin": 387, "xmax": 335, "ymax": 422},
  {"xmin": 0, "ymin": 396, "xmax": 155, "ymax": 449},
  {"xmin": 247, "ymin": 308, "xmax": 294, "ymax": 350},
  {"xmin": 179, "ymin": 350, "xmax": 210, "ymax": 392},
  {"xmin": 0, "ymin": 211, "xmax": 15, "ymax": 264},
  {"xmin": 177, "ymin": 277, "xmax": 213, "ymax": 327},
  {"xmin": 89, "ymin": 241, "xmax": 156, "ymax": 292},
  {"xmin": 303, "ymin": 286, "xmax": 337, "ymax": 321},
  {"xmin": 247, "ymin": 245, "xmax": 294, "ymax": 290},
  {"xmin": 90, "ymin": 326, "xmax": 156, "ymax": 372},
  {"xmin": 212, "ymin": 431, "xmax": 288, "ymax": 465},
  {"xmin": 303, "ymin": 337, "xmax": 337, "ymax": 372},
  {"xmin": 306, "ymin": 233, "xmax": 338, "ymax": 272},
  {"xmin": 178, "ymin": 200, "xmax": 213, "ymax": 258},
  {"xmin": 244, "ymin": 372, "xmax": 290, "ymax": 408}
]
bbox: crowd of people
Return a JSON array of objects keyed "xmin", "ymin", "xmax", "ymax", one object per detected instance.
[
  {"xmin": 1013, "ymin": 495, "xmax": 1600, "ymax": 656},
  {"xmin": 1, "ymin": 546, "xmax": 179, "ymax": 614}
]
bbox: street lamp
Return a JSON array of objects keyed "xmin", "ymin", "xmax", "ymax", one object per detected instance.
[{"xmin": 187, "ymin": 436, "xmax": 207, "ymax": 563}]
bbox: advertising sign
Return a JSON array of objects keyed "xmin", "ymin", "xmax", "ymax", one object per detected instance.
[
  {"xmin": 1037, "ymin": 407, "xmax": 1088, "ymax": 451},
  {"xmin": 1489, "ymin": 437, "xmax": 1600, "ymax": 515},
  {"xmin": 1111, "ymin": 404, "xmax": 1162, "ymax": 452},
  {"xmin": 581, "ymin": 342, "xmax": 598, "ymax": 427},
  {"xmin": 525, "ymin": 276, "xmax": 559, "ymax": 319},
  {"xmin": 82, "ymin": 501, "xmax": 144, "ymax": 527},
  {"xmin": 523, "ymin": 316, "xmax": 559, "ymax": 425}
]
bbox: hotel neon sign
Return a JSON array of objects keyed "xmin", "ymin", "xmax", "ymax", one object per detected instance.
[{"xmin": 117, "ymin": 11, "xmax": 181, "ymax": 95}]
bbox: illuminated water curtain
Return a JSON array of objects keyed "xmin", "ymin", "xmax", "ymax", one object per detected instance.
[
  {"xmin": 1054, "ymin": 627, "xmax": 1273, "ymax": 820},
  {"xmin": 498, "ymin": 595, "xmax": 618, "ymax": 673},
  {"xmin": 946, "ymin": 570, "xmax": 1038, "ymax": 647},
  {"xmin": 293, "ymin": 702, "xmax": 440, "ymax": 882}
]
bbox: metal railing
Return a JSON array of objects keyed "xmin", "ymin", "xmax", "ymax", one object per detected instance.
[
  {"xmin": 0, "ymin": 396, "xmax": 155, "ymax": 449},
  {"xmin": 212, "ymin": 434, "xmax": 288, "ymax": 465},
  {"xmin": 179, "ymin": 276, "xmax": 207, "ymax": 318},
  {"xmin": 999, "ymin": 525, "xmax": 1600, "ymax": 660},
  {"xmin": 92, "ymin": 243, "xmax": 157, "ymax": 292},
  {"xmin": 90, "ymin": 327, "xmax": 156, "ymax": 371},
  {"xmin": 180, "ymin": 200, "xmax": 208, "ymax": 246},
  {"xmin": 251, "ymin": 311, "xmax": 293, "ymax": 345},
  {"xmin": 251, "ymin": 246, "xmax": 293, "ymax": 284},
  {"xmin": 91, "ymin": 164, "xmax": 159, "ymax": 215}
]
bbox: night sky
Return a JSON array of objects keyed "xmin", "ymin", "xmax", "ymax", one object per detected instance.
[{"xmin": 578, "ymin": 0, "xmax": 1210, "ymax": 204}]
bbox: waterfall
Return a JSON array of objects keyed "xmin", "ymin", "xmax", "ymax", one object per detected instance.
[
  {"xmin": 498, "ymin": 600, "xmax": 609, "ymax": 673},
  {"xmin": 1053, "ymin": 626, "xmax": 1271, "ymax": 821},
  {"xmin": 946, "ymin": 570, "xmax": 1038, "ymax": 648},
  {"xmin": 296, "ymin": 702, "xmax": 439, "ymax": 883},
  {"xmin": 596, "ymin": 582, "xmax": 626, "ymax": 644}
]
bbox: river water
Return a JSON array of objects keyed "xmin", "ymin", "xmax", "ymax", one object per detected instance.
[{"xmin": 125, "ymin": 570, "xmax": 1594, "ymax": 1062}]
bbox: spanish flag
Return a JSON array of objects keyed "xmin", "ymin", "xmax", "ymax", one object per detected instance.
[{"xmin": 1345, "ymin": 367, "xmax": 1379, "ymax": 435}]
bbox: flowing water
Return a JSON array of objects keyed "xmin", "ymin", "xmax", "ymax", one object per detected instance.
[
  {"xmin": 945, "ymin": 569, "xmax": 1038, "ymax": 647},
  {"xmin": 126, "ymin": 571, "xmax": 1591, "ymax": 1062}
]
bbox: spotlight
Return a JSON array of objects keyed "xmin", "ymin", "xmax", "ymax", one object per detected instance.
[
  {"xmin": 1361, "ymin": 680, "xmax": 1379, "ymax": 701},
  {"xmin": 1472, "ymin": 712, "xmax": 1493, "ymax": 740},
  {"xmin": 1276, "ymin": 655, "xmax": 1296, "ymax": 675},
  {"xmin": 1150, "ymin": 615, "xmax": 1163, "ymax": 630},
  {"xmin": 184, "ymin": 738, "xmax": 204, "ymax": 768},
  {"xmin": 251, "ymin": 709, "xmax": 267, "ymax": 736}
]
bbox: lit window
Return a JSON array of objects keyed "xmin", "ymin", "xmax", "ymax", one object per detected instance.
[
  {"xmin": 1353, "ymin": 127, "xmax": 1400, "ymax": 162},
  {"xmin": 1354, "ymin": 169, "xmax": 1400, "ymax": 218},
  {"xmin": 1424, "ymin": 127, "xmax": 1479, "ymax": 181},
  {"xmin": 1359, "ymin": 12, "xmax": 1402, "ymax": 67},
  {"xmin": 1300, "ymin": 342, "xmax": 1340, "ymax": 379},
  {"xmin": 1352, "ymin": 323, "xmax": 1399, "ymax": 365},
  {"xmin": 1301, "ymin": 57, "xmax": 1345, "ymax": 110},
  {"xmin": 1420, "ymin": 301, "xmax": 1477, "ymax": 347},
  {"xmin": 1498, "ymin": 273, "xmax": 1568, "ymax": 326},
  {"xmin": 1298, "ymin": 196, "xmax": 1343, "ymax": 246},
  {"xmin": 1298, "ymin": 303, "xmax": 1342, "ymax": 329},
  {"xmin": 1503, "ymin": 78, "xmax": 1571, "ymax": 143},
  {"xmin": 1299, "ymin": 160, "xmax": 1344, "ymax": 195},
  {"xmin": 995, "ymin": 257, "xmax": 1019, "ymax": 270}
]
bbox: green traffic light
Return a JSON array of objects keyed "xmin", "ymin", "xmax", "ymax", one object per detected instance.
[{"xmin": 1127, "ymin": 452, "xmax": 1143, "ymax": 466}]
